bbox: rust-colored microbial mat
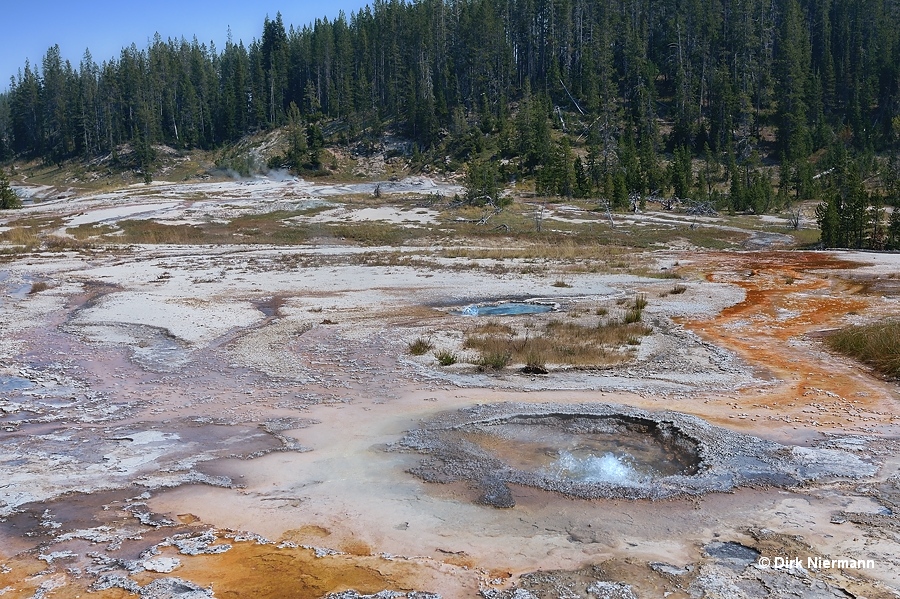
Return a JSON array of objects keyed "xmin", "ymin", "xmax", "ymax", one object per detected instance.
[
  {"xmin": 678, "ymin": 251, "xmax": 899, "ymax": 438},
  {"xmin": 131, "ymin": 542, "xmax": 459, "ymax": 599}
]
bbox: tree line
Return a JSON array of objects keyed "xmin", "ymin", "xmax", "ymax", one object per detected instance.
[{"xmin": 0, "ymin": 0, "xmax": 898, "ymax": 248}]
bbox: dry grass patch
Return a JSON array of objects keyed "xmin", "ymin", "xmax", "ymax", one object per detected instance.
[
  {"xmin": 440, "ymin": 241, "xmax": 637, "ymax": 267},
  {"xmin": 349, "ymin": 251, "xmax": 440, "ymax": 269},
  {"xmin": 0, "ymin": 226, "xmax": 41, "ymax": 249},
  {"xmin": 69, "ymin": 223, "xmax": 116, "ymax": 240},
  {"xmin": 468, "ymin": 320, "xmax": 516, "ymax": 337},
  {"xmin": 324, "ymin": 222, "xmax": 414, "ymax": 246},
  {"xmin": 462, "ymin": 317, "xmax": 651, "ymax": 370},
  {"xmin": 117, "ymin": 220, "xmax": 207, "ymax": 244},
  {"xmin": 44, "ymin": 234, "xmax": 97, "ymax": 251},
  {"xmin": 112, "ymin": 213, "xmax": 309, "ymax": 245},
  {"xmin": 825, "ymin": 319, "xmax": 900, "ymax": 379}
]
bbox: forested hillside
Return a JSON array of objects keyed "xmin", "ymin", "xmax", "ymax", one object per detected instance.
[{"xmin": 1, "ymin": 0, "xmax": 899, "ymax": 248}]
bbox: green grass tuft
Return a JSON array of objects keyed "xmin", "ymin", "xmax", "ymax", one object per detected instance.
[
  {"xmin": 434, "ymin": 349, "xmax": 459, "ymax": 366},
  {"xmin": 408, "ymin": 337, "xmax": 434, "ymax": 356},
  {"xmin": 633, "ymin": 293, "xmax": 648, "ymax": 310},
  {"xmin": 825, "ymin": 320, "xmax": 900, "ymax": 379},
  {"xmin": 477, "ymin": 350, "xmax": 512, "ymax": 371}
]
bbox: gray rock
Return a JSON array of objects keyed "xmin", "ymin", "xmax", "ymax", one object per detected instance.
[
  {"xmin": 140, "ymin": 577, "xmax": 214, "ymax": 599},
  {"xmin": 586, "ymin": 581, "xmax": 637, "ymax": 599}
]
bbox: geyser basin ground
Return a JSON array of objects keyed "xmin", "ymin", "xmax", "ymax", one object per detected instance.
[
  {"xmin": 395, "ymin": 402, "xmax": 879, "ymax": 507},
  {"xmin": 2, "ymin": 226, "xmax": 900, "ymax": 597}
]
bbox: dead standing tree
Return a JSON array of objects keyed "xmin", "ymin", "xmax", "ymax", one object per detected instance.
[
  {"xmin": 787, "ymin": 205, "xmax": 803, "ymax": 230},
  {"xmin": 534, "ymin": 202, "xmax": 546, "ymax": 232}
]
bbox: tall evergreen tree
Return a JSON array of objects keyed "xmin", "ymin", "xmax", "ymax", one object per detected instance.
[
  {"xmin": 261, "ymin": 13, "xmax": 289, "ymax": 126},
  {"xmin": 776, "ymin": 0, "xmax": 812, "ymax": 162}
]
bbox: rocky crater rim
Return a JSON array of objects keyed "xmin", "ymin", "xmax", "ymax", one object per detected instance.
[
  {"xmin": 455, "ymin": 412, "xmax": 703, "ymax": 475},
  {"xmin": 393, "ymin": 402, "xmax": 881, "ymax": 507}
]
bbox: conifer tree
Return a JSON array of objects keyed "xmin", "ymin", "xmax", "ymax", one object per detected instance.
[
  {"xmin": 775, "ymin": 0, "xmax": 812, "ymax": 162},
  {"xmin": 285, "ymin": 101, "xmax": 307, "ymax": 172},
  {"xmin": 816, "ymin": 193, "xmax": 840, "ymax": 247},
  {"xmin": 887, "ymin": 208, "xmax": 900, "ymax": 251},
  {"xmin": 669, "ymin": 146, "xmax": 692, "ymax": 199},
  {"xmin": 0, "ymin": 169, "xmax": 20, "ymax": 209},
  {"xmin": 465, "ymin": 159, "xmax": 501, "ymax": 206}
]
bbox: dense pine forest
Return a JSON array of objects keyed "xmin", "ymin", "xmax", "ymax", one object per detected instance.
[{"xmin": 1, "ymin": 0, "xmax": 899, "ymax": 249}]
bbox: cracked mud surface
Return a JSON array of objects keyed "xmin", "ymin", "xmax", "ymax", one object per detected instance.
[{"xmin": 2, "ymin": 187, "xmax": 900, "ymax": 598}]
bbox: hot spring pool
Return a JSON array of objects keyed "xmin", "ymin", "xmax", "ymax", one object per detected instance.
[{"xmin": 456, "ymin": 302, "xmax": 554, "ymax": 316}]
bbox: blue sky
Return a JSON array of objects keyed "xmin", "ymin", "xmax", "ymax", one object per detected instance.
[{"xmin": 1, "ymin": 0, "xmax": 372, "ymax": 90}]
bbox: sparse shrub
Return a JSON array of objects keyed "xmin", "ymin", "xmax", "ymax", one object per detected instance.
[
  {"xmin": 522, "ymin": 350, "xmax": 548, "ymax": 374},
  {"xmin": 671, "ymin": 284, "xmax": 687, "ymax": 294},
  {"xmin": 408, "ymin": 337, "xmax": 434, "ymax": 355},
  {"xmin": 477, "ymin": 351, "xmax": 511, "ymax": 371},
  {"xmin": 28, "ymin": 281, "xmax": 49, "ymax": 294},
  {"xmin": 624, "ymin": 307, "xmax": 643, "ymax": 324},
  {"xmin": 552, "ymin": 280, "xmax": 572, "ymax": 288},
  {"xmin": 595, "ymin": 307, "xmax": 608, "ymax": 316},
  {"xmin": 435, "ymin": 349, "xmax": 458, "ymax": 366},
  {"xmin": 621, "ymin": 294, "xmax": 647, "ymax": 323},
  {"xmin": 633, "ymin": 294, "xmax": 648, "ymax": 310}
]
